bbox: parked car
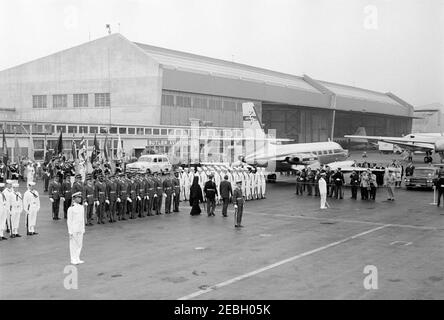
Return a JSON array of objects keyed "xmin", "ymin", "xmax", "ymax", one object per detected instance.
[
  {"xmin": 405, "ymin": 166, "xmax": 440, "ymax": 190},
  {"xmin": 125, "ymin": 154, "xmax": 172, "ymax": 174}
]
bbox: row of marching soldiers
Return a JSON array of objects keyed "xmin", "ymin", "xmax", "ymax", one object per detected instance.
[
  {"xmin": 177, "ymin": 165, "xmax": 267, "ymax": 203},
  {"xmin": 48, "ymin": 169, "xmax": 183, "ymax": 225},
  {"xmin": 0, "ymin": 180, "xmax": 40, "ymax": 240}
]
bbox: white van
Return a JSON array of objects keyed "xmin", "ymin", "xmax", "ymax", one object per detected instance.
[{"xmin": 126, "ymin": 154, "xmax": 172, "ymax": 174}]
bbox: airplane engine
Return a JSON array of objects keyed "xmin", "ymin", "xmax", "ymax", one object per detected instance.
[{"xmin": 285, "ymin": 155, "xmax": 318, "ymax": 164}]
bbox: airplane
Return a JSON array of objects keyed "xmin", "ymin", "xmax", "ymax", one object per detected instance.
[
  {"xmin": 344, "ymin": 132, "xmax": 444, "ymax": 163},
  {"xmin": 240, "ymin": 102, "xmax": 350, "ymax": 181}
]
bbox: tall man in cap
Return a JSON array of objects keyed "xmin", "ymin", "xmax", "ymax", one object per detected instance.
[
  {"xmin": 145, "ymin": 173, "xmax": 155, "ymax": 216},
  {"xmin": 61, "ymin": 174, "xmax": 72, "ymax": 219},
  {"xmin": 48, "ymin": 175, "xmax": 62, "ymax": 220},
  {"xmin": 153, "ymin": 172, "xmax": 163, "ymax": 215},
  {"xmin": 106, "ymin": 175, "xmax": 118, "ymax": 223},
  {"xmin": 163, "ymin": 172, "xmax": 174, "ymax": 214},
  {"xmin": 172, "ymin": 171, "xmax": 181, "ymax": 212},
  {"xmin": 83, "ymin": 174, "xmax": 95, "ymax": 226},
  {"xmin": 94, "ymin": 173, "xmax": 108, "ymax": 224},
  {"xmin": 128, "ymin": 173, "xmax": 138, "ymax": 219},
  {"xmin": 233, "ymin": 179, "xmax": 245, "ymax": 228},
  {"xmin": 0, "ymin": 182, "xmax": 8, "ymax": 240},
  {"xmin": 10, "ymin": 181, "xmax": 23, "ymax": 238},
  {"xmin": 67, "ymin": 191, "xmax": 85, "ymax": 265},
  {"xmin": 204, "ymin": 173, "xmax": 218, "ymax": 216},
  {"xmin": 23, "ymin": 181, "xmax": 40, "ymax": 235},
  {"xmin": 116, "ymin": 173, "xmax": 129, "ymax": 220},
  {"xmin": 137, "ymin": 173, "xmax": 147, "ymax": 218},
  {"xmin": 219, "ymin": 174, "xmax": 233, "ymax": 217}
]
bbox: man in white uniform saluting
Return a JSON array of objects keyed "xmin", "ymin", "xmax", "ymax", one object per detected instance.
[
  {"xmin": 23, "ymin": 181, "xmax": 40, "ymax": 235},
  {"xmin": 67, "ymin": 191, "xmax": 85, "ymax": 265},
  {"xmin": 319, "ymin": 172, "xmax": 328, "ymax": 210}
]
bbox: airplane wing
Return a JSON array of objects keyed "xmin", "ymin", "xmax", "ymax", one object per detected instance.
[{"xmin": 344, "ymin": 135, "xmax": 436, "ymax": 151}]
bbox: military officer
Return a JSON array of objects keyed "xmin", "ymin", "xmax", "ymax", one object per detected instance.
[
  {"xmin": 145, "ymin": 173, "xmax": 155, "ymax": 216},
  {"xmin": 117, "ymin": 173, "xmax": 129, "ymax": 221},
  {"xmin": 204, "ymin": 174, "xmax": 218, "ymax": 216},
  {"xmin": 172, "ymin": 171, "xmax": 181, "ymax": 212},
  {"xmin": 48, "ymin": 175, "xmax": 62, "ymax": 220},
  {"xmin": 153, "ymin": 172, "xmax": 163, "ymax": 215},
  {"xmin": 137, "ymin": 173, "xmax": 146, "ymax": 218},
  {"xmin": 163, "ymin": 172, "xmax": 174, "ymax": 214},
  {"xmin": 83, "ymin": 174, "xmax": 95, "ymax": 226},
  {"xmin": 61, "ymin": 174, "xmax": 72, "ymax": 219},
  {"xmin": 94, "ymin": 173, "xmax": 108, "ymax": 224},
  {"xmin": 350, "ymin": 170, "xmax": 360, "ymax": 200},
  {"xmin": 106, "ymin": 175, "xmax": 118, "ymax": 223},
  {"xmin": 0, "ymin": 183, "xmax": 8, "ymax": 240},
  {"xmin": 67, "ymin": 191, "xmax": 85, "ymax": 265},
  {"xmin": 23, "ymin": 181, "xmax": 40, "ymax": 235},
  {"xmin": 128, "ymin": 173, "xmax": 138, "ymax": 219},
  {"xmin": 10, "ymin": 182, "xmax": 23, "ymax": 238},
  {"xmin": 233, "ymin": 180, "xmax": 245, "ymax": 228}
]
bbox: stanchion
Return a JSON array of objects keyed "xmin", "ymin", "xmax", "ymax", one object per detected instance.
[{"xmin": 429, "ymin": 186, "xmax": 437, "ymax": 205}]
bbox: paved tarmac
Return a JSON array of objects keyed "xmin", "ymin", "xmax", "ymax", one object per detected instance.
[{"xmin": 0, "ymin": 151, "xmax": 443, "ymax": 300}]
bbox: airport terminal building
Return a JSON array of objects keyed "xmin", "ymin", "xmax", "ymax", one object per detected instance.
[{"xmin": 0, "ymin": 33, "xmax": 414, "ymax": 164}]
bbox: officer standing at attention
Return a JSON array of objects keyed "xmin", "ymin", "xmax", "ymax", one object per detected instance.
[
  {"xmin": 0, "ymin": 182, "xmax": 8, "ymax": 240},
  {"xmin": 319, "ymin": 172, "xmax": 327, "ymax": 209},
  {"xmin": 204, "ymin": 174, "xmax": 218, "ymax": 216},
  {"xmin": 10, "ymin": 182, "xmax": 23, "ymax": 238},
  {"xmin": 106, "ymin": 175, "xmax": 118, "ymax": 223},
  {"xmin": 48, "ymin": 175, "xmax": 62, "ymax": 220},
  {"xmin": 145, "ymin": 173, "xmax": 155, "ymax": 216},
  {"xmin": 128, "ymin": 174, "xmax": 138, "ymax": 219},
  {"xmin": 83, "ymin": 174, "xmax": 95, "ymax": 226},
  {"xmin": 219, "ymin": 174, "xmax": 232, "ymax": 217},
  {"xmin": 61, "ymin": 174, "xmax": 72, "ymax": 219},
  {"xmin": 332, "ymin": 168, "xmax": 345, "ymax": 199},
  {"xmin": 94, "ymin": 173, "xmax": 108, "ymax": 224},
  {"xmin": 136, "ymin": 173, "xmax": 146, "ymax": 218},
  {"xmin": 154, "ymin": 172, "xmax": 163, "ymax": 215},
  {"xmin": 350, "ymin": 170, "xmax": 360, "ymax": 200},
  {"xmin": 172, "ymin": 171, "xmax": 181, "ymax": 212},
  {"xmin": 233, "ymin": 180, "xmax": 245, "ymax": 228},
  {"xmin": 23, "ymin": 181, "xmax": 40, "ymax": 235},
  {"xmin": 67, "ymin": 191, "xmax": 85, "ymax": 265},
  {"xmin": 162, "ymin": 172, "xmax": 174, "ymax": 214},
  {"xmin": 117, "ymin": 173, "xmax": 128, "ymax": 221}
]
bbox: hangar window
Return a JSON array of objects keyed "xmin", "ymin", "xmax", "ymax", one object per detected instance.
[
  {"xmin": 79, "ymin": 126, "xmax": 88, "ymax": 134},
  {"xmin": 209, "ymin": 99, "xmax": 222, "ymax": 110},
  {"xmin": 109, "ymin": 127, "xmax": 117, "ymax": 134},
  {"xmin": 177, "ymin": 95, "xmax": 191, "ymax": 108},
  {"xmin": 153, "ymin": 128, "xmax": 160, "ymax": 135},
  {"xmin": 95, "ymin": 93, "xmax": 110, "ymax": 107},
  {"xmin": 89, "ymin": 126, "xmax": 98, "ymax": 134},
  {"xmin": 32, "ymin": 95, "xmax": 47, "ymax": 108},
  {"xmin": 223, "ymin": 100, "xmax": 236, "ymax": 111},
  {"xmin": 68, "ymin": 126, "xmax": 77, "ymax": 134},
  {"xmin": 53, "ymin": 95, "xmax": 68, "ymax": 108},
  {"xmin": 56, "ymin": 125, "xmax": 66, "ymax": 133},
  {"xmin": 161, "ymin": 94, "xmax": 174, "ymax": 106},
  {"xmin": 193, "ymin": 97, "xmax": 208, "ymax": 109},
  {"xmin": 128, "ymin": 128, "xmax": 135, "ymax": 135},
  {"xmin": 145, "ymin": 128, "xmax": 152, "ymax": 135},
  {"xmin": 73, "ymin": 94, "xmax": 88, "ymax": 108},
  {"xmin": 137, "ymin": 128, "xmax": 144, "ymax": 135},
  {"xmin": 119, "ymin": 127, "xmax": 127, "ymax": 134},
  {"xmin": 161, "ymin": 129, "xmax": 168, "ymax": 135}
]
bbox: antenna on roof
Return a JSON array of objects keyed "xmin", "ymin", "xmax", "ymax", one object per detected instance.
[{"xmin": 106, "ymin": 24, "xmax": 111, "ymax": 35}]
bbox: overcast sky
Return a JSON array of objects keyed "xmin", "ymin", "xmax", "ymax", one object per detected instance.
[{"xmin": 1, "ymin": 0, "xmax": 443, "ymax": 108}]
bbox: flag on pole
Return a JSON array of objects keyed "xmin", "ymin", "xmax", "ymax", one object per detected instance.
[
  {"xmin": 117, "ymin": 133, "xmax": 124, "ymax": 160},
  {"xmin": 55, "ymin": 131, "xmax": 63, "ymax": 158},
  {"xmin": 1, "ymin": 129, "xmax": 8, "ymax": 164},
  {"xmin": 91, "ymin": 134, "xmax": 100, "ymax": 164},
  {"xmin": 28, "ymin": 134, "xmax": 35, "ymax": 161},
  {"xmin": 103, "ymin": 134, "xmax": 109, "ymax": 162},
  {"xmin": 78, "ymin": 135, "xmax": 86, "ymax": 162},
  {"xmin": 71, "ymin": 135, "xmax": 77, "ymax": 160},
  {"xmin": 14, "ymin": 131, "xmax": 20, "ymax": 162}
]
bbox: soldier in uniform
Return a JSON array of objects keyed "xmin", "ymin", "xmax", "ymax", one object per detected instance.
[
  {"xmin": 219, "ymin": 174, "xmax": 232, "ymax": 217},
  {"xmin": 153, "ymin": 172, "xmax": 163, "ymax": 215},
  {"xmin": 61, "ymin": 174, "xmax": 72, "ymax": 219},
  {"xmin": 83, "ymin": 174, "xmax": 95, "ymax": 226},
  {"xmin": 106, "ymin": 175, "xmax": 118, "ymax": 223},
  {"xmin": 0, "ymin": 182, "xmax": 7, "ymax": 240},
  {"xmin": 332, "ymin": 168, "xmax": 345, "ymax": 199},
  {"xmin": 117, "ymin": 173, "xmax": 128, "ymax": 221},
  {"xmin": 350, "ymin": 170, "xmax": 360, "ymax": 200},
  {"xmin": 10, "ymin": 182, "xmax": 23, "ymax": 238},
  {"xmin": 172, "ymin": 171, "xmax": 181, "ymax": 212},
  {"xmin": 295, "ymin": 170, "xmax": 302, "ymax": 195},
  {"xmin": 204, "ymin": 174, "xmax": 218, "ymax": 216},
  {"xmin": 130, "ymin": 174, "xmax": 139, "ymax": 219},
  {"xmin": 0, "ymin": 161, "xmax": 7, "ymax": 183},
  {"xmin": 94, "ymin": 173, "xmax": 107, "ymax": 224},
  {"xmin": 145, "ymin": 173, "xmax": 155, "ymax": 216},
  {"xmin": 48, "ymin": 175, "xmax": 62, "ymax": 220},
  {"xmin": 137, "ymin": 173, "xmax": 146, "ymax": 218},
  {"xmin": 306, "ymin": 168, "xmax": 314, "ymax": 196},
  {"xmin": 42, "ymin": 164, "xmax": 51, "ymax": 192},
  {"xmin": 314, "ymin": 169, "xmax": 321, "ymax": 197},
  {"xmin": 23, "ymin": 181, "xmax": 40, "ymax": 235},
  {"xmin": 67, "ymin": 191, "xmax": 85, "ymax": 265},
  {"xmin": 163, "ymin": 172, "xmax": 174, "ymax": 214},
  {"xmin": 233, "ymin": 180, "xmax": 245, "ymax": 228}
]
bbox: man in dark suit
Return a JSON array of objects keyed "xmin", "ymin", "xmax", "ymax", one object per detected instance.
[{"xmin": 219, "ymin": 175, "xmax": 233, "ymax": 217}]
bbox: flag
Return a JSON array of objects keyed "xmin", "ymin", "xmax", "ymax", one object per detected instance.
[
  {"xmin": 91, "ymin": 134, "xmax": 100, "ymax": 164},
  {"xmin": 71, "ymin": 136, "xmax": 77, "ymax": 160},
  {"xmin": 44, "ymin": 139, "xmax": 52, "ymax": 164},
  {"xmin": 78, "ymin": 135, "xmax": 87, "ymax": 161},
  {"xmin": 14, "ymin": 131, "xmax": 20, "ymax": 162},
  {"xmin": 28, "ymin": 134, "xmax": 35, "ymax": 161},
  {"xmin": 117, "ymin": 133, "xmax": 124, "ymax": 160},
  {"xmin": 55, "ymin": 131, "xmax": 63, "ymax": 158},
  {"xmin": 1, "ymin": 129, "xmax": 8, "ymax": 164},
  {"xmin": 103, "ymin": 134, "xmax": 109, "ymax": 162}
]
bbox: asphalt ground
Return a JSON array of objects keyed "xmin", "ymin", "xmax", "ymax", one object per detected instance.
[{"xmin": 0, "ymin": 151, "xmax": 443, "ymax": 300}]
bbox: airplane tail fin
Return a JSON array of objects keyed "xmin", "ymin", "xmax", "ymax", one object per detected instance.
[{"xmin": 349, "ymin": 127, "xmax": 368, "ymax": 143}]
